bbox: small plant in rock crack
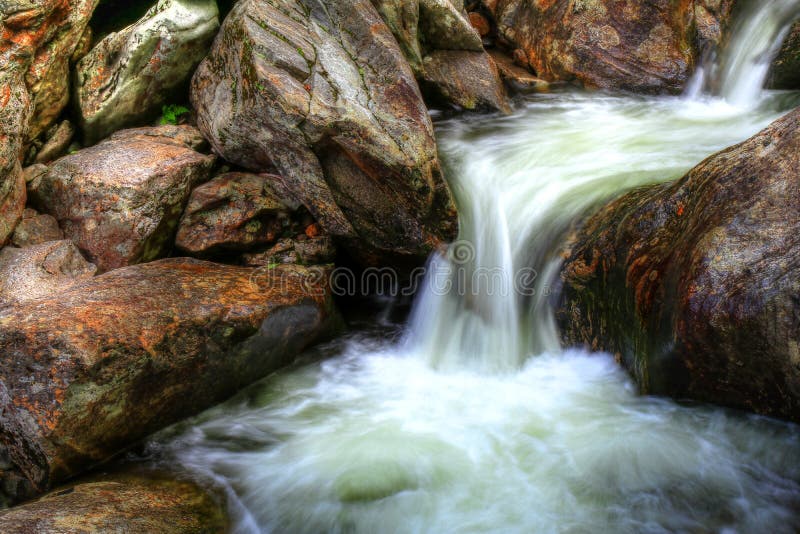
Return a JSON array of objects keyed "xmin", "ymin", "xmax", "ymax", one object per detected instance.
[{"xmin": 160, "ymin": 104, "xmax": 190, "ymax": 125}]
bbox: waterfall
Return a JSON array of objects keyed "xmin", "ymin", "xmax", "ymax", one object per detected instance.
[
  {"xmin": 148, "ymin": 7, "xmax": 800, "ymax": 533},
  {"xmin": 686, "ymin": 0, "xmax": 800, "ymax": 105}
]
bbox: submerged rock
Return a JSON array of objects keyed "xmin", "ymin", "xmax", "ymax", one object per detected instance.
[
  {"xmin": 0, "ymin": 241, "xmax": 96, "ymax": 305},
  {"xmin": 0, "ymin": 258, "xmax": 339, "ymax": 500},
  {"xmin": 175, "ymin": 172, "xmax": 295, "ymax": 256},
  {"xmin": 492, "ymin": 0, "xmax": 735, "ymax": 93},
  {"xmin": 558, "ymin": 107, "xmax": 800, "ymax": 422},
  {"xmin": 29, "ymin": 125, "xmax": 215, "ymax": 272},
  {"xmin": 192, "ymin": 0, "xmax": 457, "ymax": 266},
  {"xmin": 75, "ymin": 0, "xmax": 220, "ymax": 144},
  {"xmin": 0, "ymin": 472, "xmax": 226, "ymax": 532},
  {"xmin": 769, "ymin": 21, "xmax": 800, "ymax": 90}
]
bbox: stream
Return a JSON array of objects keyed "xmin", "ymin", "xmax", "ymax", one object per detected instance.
[{"xmin": 144, "ymin": 2, "xmax": 800, "ymax": 532}]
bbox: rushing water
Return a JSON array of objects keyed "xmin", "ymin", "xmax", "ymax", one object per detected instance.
[{"xmin": 148, "ymin": 4, "xmax": 800, "ymax": 532}]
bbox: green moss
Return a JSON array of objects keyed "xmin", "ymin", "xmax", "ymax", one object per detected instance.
[{"xmin": 159, "ymin": 105, "xmax": 190, "ymax": 125}]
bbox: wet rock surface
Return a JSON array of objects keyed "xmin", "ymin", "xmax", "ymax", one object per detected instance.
[
  {"xmin": 558, "ymin": 107, "xmax": 800, "ymax": 422},
  {"xmin": 0, "ymin": 241, "xmax": 96, "ymax": 305},
  {"xmin": 28, "ymin": 125, "xmax": 215, "ymax": 272},
  {"xmin": 192, "ymin": 0, "xmax": 457, "ymax": 266},
  {"xmin": 75, "ymin": 0, "xmax": 219, "ymax": 144},
  {"xmin": 0, "ymin": 257, "xmax": 339, "ymax": 499},
  {"xmin": 0, "ymin": 472, "xmax": 226, "ymax": 533}
]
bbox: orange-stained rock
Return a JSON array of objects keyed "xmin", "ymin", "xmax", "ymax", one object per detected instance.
[
  {"xmin": 0, "ymin": 258, "xmax": 340, "ymax": 502},
  {"xmin": 493, "ymin": 0, "xmax": 735, "ymax": 93},
  {"xmin": 0, "ymin": 472, "xmax": 226, "ymax": 532},
  {"xmin": 29, "ymin": 125, "xmax": 215, "ymax": 272},
  {"xmin": 488, "ymin": 49, "xmax": 550, "ymax": 93},
  {"xmin": 0, "ymin": 0, "xmax": 97, "ymax": 244},
  {"xmin": 468, "ymin": 11, "xmax": 491, "ymax": 36},
  {"xmin": 558, "ymin": 107, "xmax": 800, "ymax": 422}
]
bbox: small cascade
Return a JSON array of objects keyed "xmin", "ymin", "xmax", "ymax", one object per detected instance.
[{"xmin": 687, "ymin": 0, "xmax": 800, "ymax": 106}]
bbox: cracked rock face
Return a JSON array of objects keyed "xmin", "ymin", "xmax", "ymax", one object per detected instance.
[
  {"xmin": 0, "ymin": 258, "xmax": 339, "ymax": 499},
  {"xmin": 28, "ymin": 125, "xmax": 216, "ymax": 272},
  {"xmin": 558, "ymin": 107, "xmax": 800, "ymax": 422},
  {"xmin": 75, "ymin": 0, "xmax": 220, "ymax": 144},
  {"xmin": 493, "ymin": 0, "xmax": 735, "ymax": 93},
  {"xmin": 191, "ymin": 0, "xmax": 458, "ymax": 267},
  {"xmin": 372, "ymin": 0, "xmax": 509, "ymax": 112}
]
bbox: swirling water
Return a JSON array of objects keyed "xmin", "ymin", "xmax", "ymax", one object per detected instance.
[{"xmin": 147, "ymin": 6, "xmax": 800, "ymax": 532}]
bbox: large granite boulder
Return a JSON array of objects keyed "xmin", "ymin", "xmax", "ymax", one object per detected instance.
[
  {"xmin": 372, "ymin": 0, "xmax": 509, "ymax": 111},
  {"xmin": 0, "ymin": 241, "xmax": 96, "ymax": 305},
  {"xmin": 0, "ymin": 258, "xmax": 339, "ymax": 501},
  {"xmin": 75, "ymin": 0, "xmax": 220, "ymax": 144},
  {"xmin": 0, "ymin": 472, "xmax": 226, "ymax": 532},
  {"xmin": 492, "ymin": 0, "xmax": 735, "ymax": 93},
  {"xmin": 191, "ymin": 0, "xmax": 458, "ymax": 267},
  {"xmin": 557, "ymin": 107, "xmax": 800, "ymax": 422},
  {"xmin": 28, "ymin": 125, "xmax": 216, "ymax": 272}
]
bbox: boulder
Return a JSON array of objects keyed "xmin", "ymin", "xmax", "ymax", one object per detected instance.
[
  {"xmin": 557, "ymin": 107, "xmax": 800, "ymax": 422},
  {"xmin": 769, "ymin": 21, "xmax": 800, "ymax": 90},
  {"xmin": 0, "ymin": 241, "xmax": 96, "ymax": 305},
  {"xmin": 28, "ymin": 125, "xmax": 215, "ymax": 272},
  {"xmin": 192, "ymin": 0, "xmax": 457, "ymax": 266},
  {"xmin": 0, "ymin": 0, "xmax": 98, "ymax": 244},
  {"xmin": 75, "ymin": 0, "xmax": 220, "ymax": 144},
  {"xmin": 175, "ymin": 172, "xmax": 295, "ymax": 256},
  {"xmin": 372, "ymin": 0, "xmax": 509, "ymax": 112},
  {"xmin": 421, "ymin": 50, "xmax": 510, "ymax": 111},
  {"xmin": 488, "ymin": 49, "xmax": 550, "ymax": 93},
  {"xmin": 492, "ymin": 0, "xmax": 735, "ymax": 93},
  {"xmin": 11, "ymin": 209, "xmax": 63, "ymax": 248},
  {"xmin": 0, "ymin": 258, "xmax": 339, "ymax": 500},
  {"xmin": 0, "ymin": 472, "xmax": 226, "ymax": 532}
]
